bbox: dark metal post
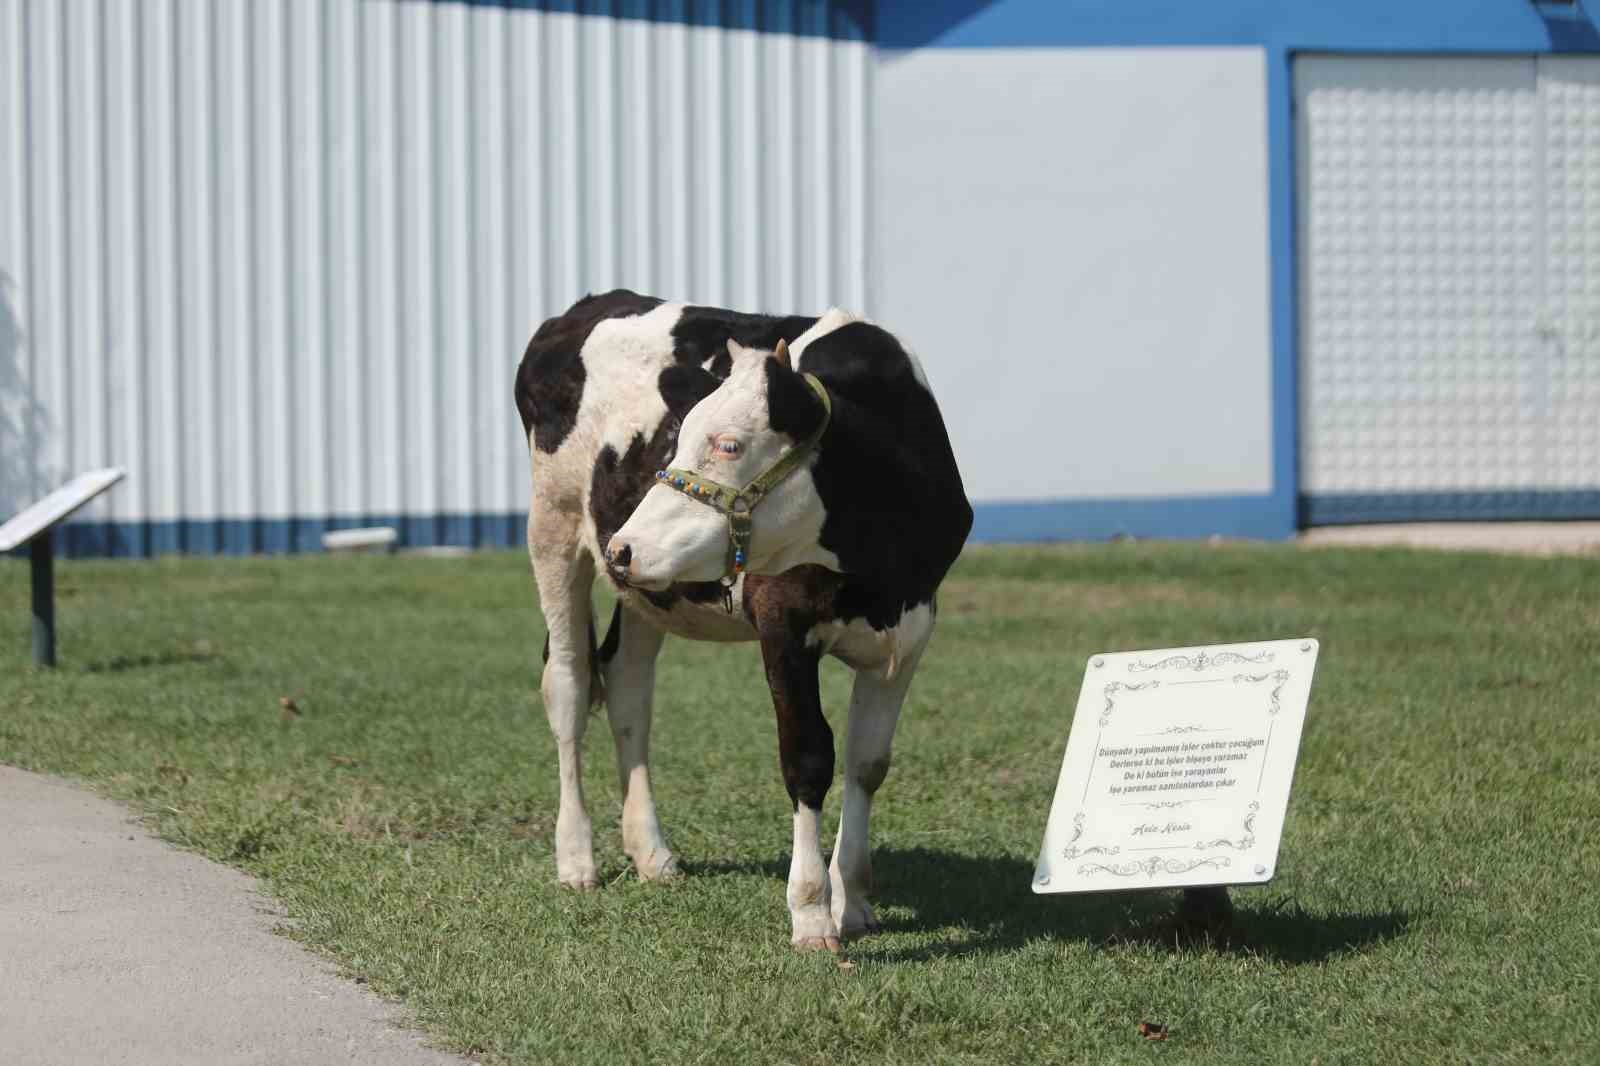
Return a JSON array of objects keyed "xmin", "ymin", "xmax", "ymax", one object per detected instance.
[{"xmin": 31, "ymin": 534, "xmax": 55, "ymax": 668}]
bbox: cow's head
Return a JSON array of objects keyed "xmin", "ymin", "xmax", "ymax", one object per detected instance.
[{"xmin": 607, "ymin": 338, "xmax": 833, "ymax": 589}]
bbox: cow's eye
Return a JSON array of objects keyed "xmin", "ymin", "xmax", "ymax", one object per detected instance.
[{"xmin": 713, "ymin": 438, "xmax": 742, "ymax": 458}]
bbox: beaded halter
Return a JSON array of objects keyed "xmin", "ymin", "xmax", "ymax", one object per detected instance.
[{"xmin": 653, "ymin": 371, "xmax": 832, "ymax": 609}]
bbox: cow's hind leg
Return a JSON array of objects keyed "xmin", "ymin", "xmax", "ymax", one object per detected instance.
[
  {"xmin": 601, "ymin": 605, "xmax": 679, "ymax": 881},
  {"xmin": 529, "ymin": 515, "xmax": 599, "ymax": 890},
  {"xmin": 830, "ymin": 617, "xmax": 934, "ymax": 939}
]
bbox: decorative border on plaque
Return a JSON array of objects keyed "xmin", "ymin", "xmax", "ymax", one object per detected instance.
[
  {"xmin": 1232, "ymin": 670, "xmax": 1292, "ymax": 715},
  {"xmin": 1193, "ymin": 801, "xmax": 1259, "ymax": 851},
  {"xmin": 1099, "ymin": 681, "xmax": 1161, "ymax": 727},
  {"xmin": 1129, "ymin": 649, "xmax": 1273, "ymax": 673},
  {"xmin": 1077, "ymin": 856, "xmax": 1232, "ymax": 879},
  {"xmin": 1062, "ymin": 811, "xmax": 1121, "ymax": 860}
]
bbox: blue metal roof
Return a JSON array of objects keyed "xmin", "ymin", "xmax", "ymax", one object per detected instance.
[
  {"xmin": 451, "ymin": 0, "xmax": 870, "ymax": 42},
  {"xmin": 878, "ymin": 0, "xmax": 1599, "ymax": 53}
]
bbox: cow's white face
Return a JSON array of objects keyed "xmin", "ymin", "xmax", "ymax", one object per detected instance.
[{"xmin": 608, "ymin": 341, "xmax": 832, "ymax": 590}]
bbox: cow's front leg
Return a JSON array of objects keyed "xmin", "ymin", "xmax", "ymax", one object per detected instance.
[
  {"xmin": 601, "ymin": 606, "xmax": 678, "ymax": 881},
  {"xmin": 759, "ymin": 633, "xmax": 839, "ymax": 951},
  {"xmin": 530, "ymin": 526, "xmax": 598, "ymax": 890},
  {"xmin": 829, "ymin": 656, "xmax": 920, "ymax": 939}
]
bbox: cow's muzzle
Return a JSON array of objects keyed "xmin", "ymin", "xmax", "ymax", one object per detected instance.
[{"xmin": 604, "ymin": 540, "xmax": 632, "ymax": 579}]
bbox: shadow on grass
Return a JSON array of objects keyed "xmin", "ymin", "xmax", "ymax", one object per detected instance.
[
  {"xmin": 84, "ymin": 648, "xmax": 220, "ymax": 673},
  {"xmin": 695, "ymin": 847, "xmax": 1410, "ymax": 967}
]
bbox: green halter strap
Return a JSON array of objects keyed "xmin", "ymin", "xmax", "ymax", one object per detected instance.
[{"xmin": 654, "ymin": 372, "xmax": 832, "ymax": 605}]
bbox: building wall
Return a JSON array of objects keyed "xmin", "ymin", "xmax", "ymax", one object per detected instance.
[
  {"xmin": 0, "ymin": 0, "xmax": 871, "ymax": 555},
  {"xmin": 1297, "ymin": 54, "xmax": 1600, "ymax": 523},
  {"xmin": 874, "ymin": 0, "xmax": 1600, "ymax": 539},
  {"xmin": 8, "ymin": 0, "xmax": 1599, "ymax": 555},
  {"xmin": 874, "ymin": 46, "xmax": 1276, "ymax": 538}
]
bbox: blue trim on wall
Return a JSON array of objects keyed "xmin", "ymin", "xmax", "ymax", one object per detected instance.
[
  {"xmin": 1267, "ymin": 48, "xmax": 1300, "ymax": 542},
  {"xmin": 968, "ymin": 495, "xmax": 1289, "ymax": 543},
  {"xmin": 448, "ymin": 0, "xmax": 871, "ymax": 42},
  {"xmin": 5, "ymin": 496, "xmax": 1296, "ymax": 560},
  {"xmin": 0, "ymin": 514, "xmax": 527, "ymax": 560},
  {"xmin": 1303, "ymin": 491, "xmax": 1600, "ymax": 526},
  {"xmin": 13, "ymin": 491, "xmax": 1596, "ymax": 559},
  {"xmin": 876, "ymin": 0, "xmax": 1600, "ymax": 52}
]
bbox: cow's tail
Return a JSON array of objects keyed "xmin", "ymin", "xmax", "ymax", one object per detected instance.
[
  {"xmin": 538, "ymin": 599, "xmax": 623, "ymax": 711},
  {"xmin": 590, "ymin": 601, "xmax": 623, "ymax": 709}
]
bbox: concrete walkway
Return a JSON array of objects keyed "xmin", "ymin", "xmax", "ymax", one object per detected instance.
[
  {"xmin": 1299, "ymin": 521, "xmax": 1600, "ymax": 558},
  {"xmin": 0, "ymin": 766, "xmax": 469, "ymax": 1066}
]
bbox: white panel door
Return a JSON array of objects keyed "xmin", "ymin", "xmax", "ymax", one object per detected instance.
[
  {"xmin": 1297, "ymin": 55, "xmax": 1600, "ymax": 523},
  {"xmin": 875, "ymin": 47, "xmax": 1274, "ymax": 504},
  {"xmin": 1540, "ymin": 57, "xmax": 1600, "ymax": 493}
]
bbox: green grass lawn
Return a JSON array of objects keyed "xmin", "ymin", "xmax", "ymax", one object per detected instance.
[{"xmin": 2, "ymin": 543, "xmax": 1597, "ymax": 1064}]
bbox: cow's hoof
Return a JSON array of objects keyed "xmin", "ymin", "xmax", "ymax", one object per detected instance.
[
  {"xmin": 836, "ymin": 901, "xmax": 882, "ymax": 939},
  {"xmin": 840, "ymin": 916, "xmax": 882, "ymax": 940},
  {"xmin": 559, "ymin": 876, "xmax": 599, "ymax": 892},
  {"xmin": 634, "ymin": 848, "xmax": 682, "ymax": 883},
  {"xmin": 792, "ymin": 935, "xmax": 842, "ymax": 954}
]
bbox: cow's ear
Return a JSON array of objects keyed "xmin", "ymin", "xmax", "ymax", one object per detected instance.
[
  {"xmin": 658, "ymin": 364, "xmax": 721, "ymax": 422},
  {"xmin": 765, "ymin": 358, "xmax": 826, "ymax": 440},
  {"xmin": 771, "ymin": 337, "xmax": 791, "ymax": 370}
]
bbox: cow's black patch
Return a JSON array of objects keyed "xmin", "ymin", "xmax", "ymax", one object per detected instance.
[
  {"xmin": 597, "ymin": 601, "xmax": 623, "ymax": 666},
  {"xmin": 587, "ymin": 413, "xmax": 726, "ymax": 611},
  {"xmin": 745, "ymin": 568, "xmax": 843, "ymax": 812},
  {"xmin": 515, "ymin": 289, "xmax": 664, "ymax": 453},
  {"xmin": 670, "ymin": 306, "xmax": 819, "ymax": 368},
  {"xmin": 765, "ymin": 357, "xmax": 829, "ymax": 440},
  {"xmin": 658, "ymin": 364, "xmax": 721, "ymax": 423},
  {"xmin": 678, "ymin": 581, "xmax": 729, "ymax": 606},
  {"xmin": 589, "ymin": 420, "xmax": 678, "ymax": 569},
  {"xmin": 778, "ymin": 321, "xmax": 974, "ymax": 631}
]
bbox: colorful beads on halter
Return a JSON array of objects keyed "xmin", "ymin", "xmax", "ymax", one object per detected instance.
[
  {"xmin": 656, "ymin": 470, "xmax": 716, "ymax": 498},
  {"xmin": 733, "ymin": 550, "xmax": 746, "ymax": 574}
]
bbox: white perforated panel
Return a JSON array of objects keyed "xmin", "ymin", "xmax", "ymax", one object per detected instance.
[
  {"xmin": 1541, "ymin": 58, "xmax": 1600, "ymax": 490},
  {"xmin": 1298, "ymin": 57, "xmax": 1543, "ymax": 497},
  {"xmin": 1298, "ymin": 56, "xmax": 1600, "ymax": 514}
]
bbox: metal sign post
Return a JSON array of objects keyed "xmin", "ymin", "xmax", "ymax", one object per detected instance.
[
  {"xmin": 31, "ymin": 533, "xmax": 54, "ymax": 667},
  {"xmin": 0, "ymin": 468, "xmax": 125, "ymax": 668}
]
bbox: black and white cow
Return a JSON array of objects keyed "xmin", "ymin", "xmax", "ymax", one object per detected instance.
[{"xmin": 514, "ymin": 289, "xmax": 972, "ymax": 949}]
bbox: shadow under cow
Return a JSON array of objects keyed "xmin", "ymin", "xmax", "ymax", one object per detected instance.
[{"xmin": 693, "ymin": 846, "xmax": 1409, "ymax": 967}]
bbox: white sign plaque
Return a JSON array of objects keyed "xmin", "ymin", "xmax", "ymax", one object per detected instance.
[
  {"xmin": 0, "ymin": 468, "xmax": 125, "ymax": 551},
  {"xmin": 1033, "ymin": 639, "xmax": 1320, "ymax": 894}
]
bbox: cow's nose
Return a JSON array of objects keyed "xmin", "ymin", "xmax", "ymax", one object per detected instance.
[{"xmin": 605, "ymin": 540, "xmax": 632, "ymax": 574}]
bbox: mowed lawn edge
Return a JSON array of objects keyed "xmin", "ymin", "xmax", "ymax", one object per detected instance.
[{"xmin": 2, "ymin": 544, "xmax": 1597, "ymax": 1065}]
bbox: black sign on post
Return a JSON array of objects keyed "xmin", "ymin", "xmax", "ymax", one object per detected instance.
[{"xmin": 0, "ymin": 469, "xmax": 125, "ymax": 668}]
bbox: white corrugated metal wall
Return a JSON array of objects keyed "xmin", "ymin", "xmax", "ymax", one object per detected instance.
[{"xmin": 0, "ymin": 0, "xmax": 871, "ymax": 554}]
